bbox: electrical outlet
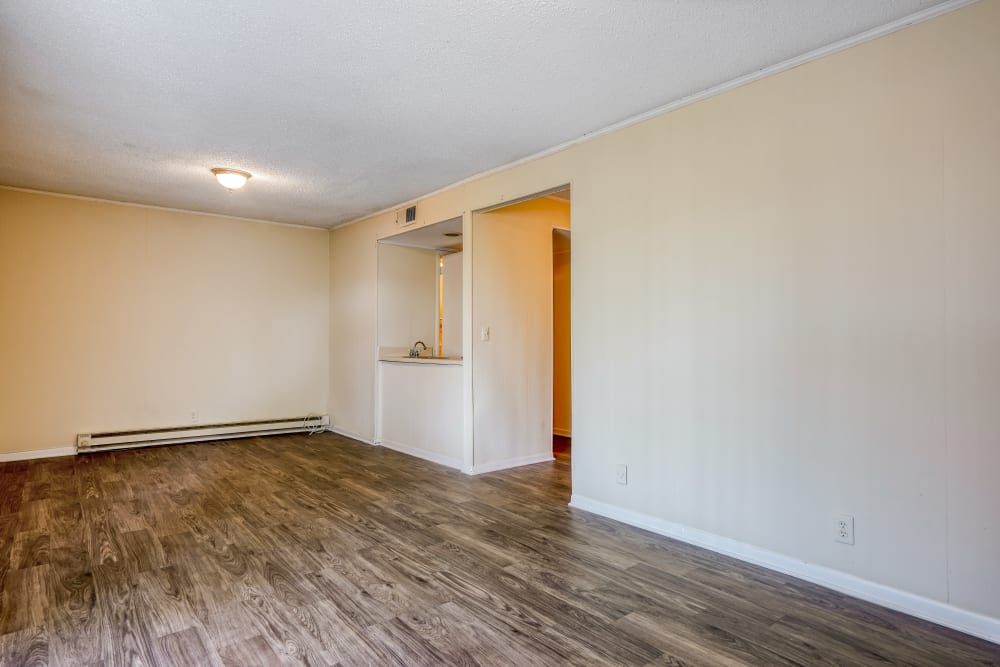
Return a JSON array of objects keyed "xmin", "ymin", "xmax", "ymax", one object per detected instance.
[
  {"xmin": 615, "ymin": 464, "xmax": 628, "ymax": 485},
  {"xmin": 835, "ymin": 514, "xmax": 854, "ymax": 545},
  {"xmin": 190, "ymin": 410, "xmax": 199, "ymax": 423}
]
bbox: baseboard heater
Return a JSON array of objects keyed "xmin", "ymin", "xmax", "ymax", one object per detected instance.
[{"xmin": 76, "ymin": 415, "xmax": 330, "ymax": 454}]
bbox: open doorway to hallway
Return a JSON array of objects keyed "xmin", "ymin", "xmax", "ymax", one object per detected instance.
[{"xmin": 469, "ymin": 185, "xmax": 571, "ymax": 479}]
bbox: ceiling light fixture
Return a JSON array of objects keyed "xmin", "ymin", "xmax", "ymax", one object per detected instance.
[{"xmin": 211, "ymin": 167, "xmax": 251, "ymax": 190}]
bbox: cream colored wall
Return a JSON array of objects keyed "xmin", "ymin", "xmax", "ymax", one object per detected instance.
[
  {"xmin": 472, "ymin": 198, "xmax": 570, "ymax": 469},
  {"xmin": 328, "ymin": 218, "xmax": 379, "ymax": 441},
  {"xmin": 0, "ymin": 188, "xmax": 330, "ymax": 456},
  {"xmin": 442, "ymin": 251, "xmax": 463, "ymax": 358},
  {"xmin": 553, "ymin": 243, "xmax": 571, "ymax": 436},
  {"xmin": 328, "ymin": 1, "xmax": 1000, "ymax": 624},
  {"xmin": 377, "ymin": 244, "xmax": 438, "ymax": 353},
  {"xmin": 378, "ymin": 362, "xmax": 463, "ymax": 468}
]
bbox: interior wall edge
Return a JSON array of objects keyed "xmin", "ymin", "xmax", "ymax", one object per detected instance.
[
  {"xmin": 0, "ymin": 446, "xmax": 78, "ymax": 463},
  {"xmin": 569, "ymin": 494, "xmax": 1000, "ymax": 645},
  {"xmin": 0, "ymin": 184, "xmax": 329, "ymax": 232},
  {"xmin": 326, "ymin": 426, "xmax": 376, "ymax": 446},
  {"xmin": 377, "ymin": 439, "xmax": 463, "ymax": 471},
  {"xmin": 467, "ymin": 452, "xmax": 556, "ymax": 476}
]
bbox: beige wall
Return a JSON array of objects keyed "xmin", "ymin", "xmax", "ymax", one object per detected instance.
[
  {"xmin": 328, "ymin": 1, "xmax": 1000, "ymax": 626},
  {"xmin": 328, "ymin": 218, "xmax": 379, "ymax": 441},
  {"xmin": 376, "ymin": 243, "xmax": 438, "ymax": 354},
  {"xmin": 441, "ymin": 251, "xmax": 463, "ymax": 358},
  {"xmin": 472, "ymin": 198, "xmax": 570, "ymax": 469},
  {"xmin": 0, "ymin": 188, "xmax": 330, "ymax": 456},
  {"xmin": 378, "ymin": 361, "xmax": 463, "ymax": 468},
  {"xmin": 553, "ymin": 239, "xmax": 571, "ymax": 436}
]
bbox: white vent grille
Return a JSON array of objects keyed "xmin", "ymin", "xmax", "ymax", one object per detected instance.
[
  {"xmin": 396, "ymin": 205, "xmax": 417, "ymax": 226},
  {"xmin": 76, "ymin": 415, "xmax": 330, "ymax": 453}
]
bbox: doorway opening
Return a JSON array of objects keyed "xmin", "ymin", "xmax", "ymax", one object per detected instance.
[
  {"xmin": 468, "ymin": 185, "xmax": 571, "ymax": 485},
  {"xmin": 373, "ymin": 217, "xmax": 465, "ymax": 468}
]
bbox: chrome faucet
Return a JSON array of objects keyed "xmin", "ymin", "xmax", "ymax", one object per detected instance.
[{"xmin": 409, "ymin": 341, "xmax": 427, "ymax": 358}]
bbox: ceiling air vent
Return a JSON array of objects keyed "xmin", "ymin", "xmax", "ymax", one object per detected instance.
[{"xmin": 397, "ymin": 205, "xmax": 417, "ymax": 227}]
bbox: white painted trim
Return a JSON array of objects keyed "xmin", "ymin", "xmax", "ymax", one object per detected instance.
[
  {"xmin": 0, "ymin": 185, "xmax": 327, "ymax": 231},
  {"xmin": 467, "ymin": 452, "xmax": 555, "ymax": 475},
  {"xmin": 326, "ymin": 425, "xmax": 375, "ymax": 445},
  {"xmin": 332, "ymin": 0, "xmax": 979, "ymax": 231},
  {"xmin": 378, "ymin": 439, "xmax": 463, "ymax": 470},
  {"xmin": 0, "ymin": 446, "xmax": 77, "ymax": 462},
  {"xmin": 553, "ymin": 428, "xmax": 572, "ymax": 438},
  {"xmin": 569, "ymin": 494, "xmax": 1000, "ymax": 645}
]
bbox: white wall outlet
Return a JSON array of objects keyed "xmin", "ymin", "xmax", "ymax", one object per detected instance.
[
  {"xmin": 615, "ymin": 464, "xmax": 628, "ymax": 485},
  {"xmin": 835, "ymin": 514, "xmax": 855, "ymax": 545},
  {"xmin": 480, "ymin": 326, "xmax": 490, "ymax": 341},
  {"xmin": 190, "ymin": 410, "xmax": 199, "ymax": 423}
]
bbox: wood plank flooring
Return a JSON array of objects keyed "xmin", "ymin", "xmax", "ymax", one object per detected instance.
[{"xmin": 0, "ymin": 433, "xmax": 997, "ymax": 666}]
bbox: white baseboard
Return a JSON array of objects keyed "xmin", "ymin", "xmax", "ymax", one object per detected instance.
[
  {"xmin": 326, "ymin": 425, "xmax": 375, "ymax": 445},
  {"xmin": 553, "ymin": 428, "xmax": 572, "ymax": 438},
  {"xmin": 468, "ymin": 452, "xmax": 554, "ymax": 475},
  {"xmin": 0, "ymin": 445, "xmax": 77, "ymax": 463},
  {"xmin": 569, "ymin": 495, "xmax": 1000, "ymax": 645},
  {"xmin": 378, "ymin": 439, "xmax": 463, "ymax": 470}
]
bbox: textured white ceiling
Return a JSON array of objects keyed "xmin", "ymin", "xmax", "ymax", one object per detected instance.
[{"xmin": 0, "ymin": 1, "xmax": 950, "ymax": 227}]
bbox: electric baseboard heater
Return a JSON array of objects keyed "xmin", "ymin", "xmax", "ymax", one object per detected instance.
[{"xmin": 76, "ymin": 415, "xmax": 330, "ymax": 453}]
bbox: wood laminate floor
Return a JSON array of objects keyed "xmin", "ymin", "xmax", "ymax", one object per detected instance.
[{"xmin": 1, "ymin": 433, "xmax": 997, "ymax": 666}]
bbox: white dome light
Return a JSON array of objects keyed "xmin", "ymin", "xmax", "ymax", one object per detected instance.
[{"xmin": 211, "ymin": 168, "xmax": 251, "ymax": 189}]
